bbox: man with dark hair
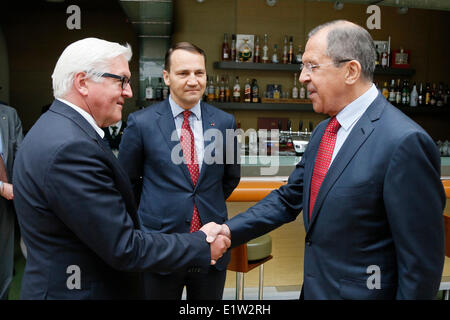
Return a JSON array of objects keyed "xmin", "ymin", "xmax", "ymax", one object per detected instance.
[
  {"xmin": 119, "ymin": 42, "xmax": 240, "ymax": 300},
  {"xmin": 212, "ymin": 20, "xmax": 446, "ymax": 300}
]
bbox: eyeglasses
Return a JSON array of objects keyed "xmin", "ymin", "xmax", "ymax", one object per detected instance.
[
  {"xmin": 101, "ymin": 72, "xmax": 131, "ymax": 90},
  {"xmin": 299, "ymin": 59, "xmax": 353, "ymax": 74}
]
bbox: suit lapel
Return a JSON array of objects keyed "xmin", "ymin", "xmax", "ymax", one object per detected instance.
[
  {"xmin": 307, "ymin": 96, "xmax": 384, "ymax": 231},
  {"xmin": 50, "ymin": 100, "xmax": 139, "ymax": 226},
  {"xmin": 155, "ymin": 101, "xmax": 194, "ymax": 187},
  {"xmin": 0, "ymin": 108, "xmax": 9, "ymax": 162}
]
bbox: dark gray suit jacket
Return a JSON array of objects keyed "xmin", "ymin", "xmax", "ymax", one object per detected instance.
[
  {"xmin": 0, "ymin": 103, "xmax": 23, "ymax": 299},
  {"xmin": 226, "ymin": 94, "xmax": 445, "ymax": 299},
  {"xmin": 13, "ymin": 100, "xmax": 211, "ymax": 299}
]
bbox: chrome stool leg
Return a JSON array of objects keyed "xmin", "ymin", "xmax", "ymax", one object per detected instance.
[
  {"xmin": 258, "ymin": 264, "xmax": 265, "ymax": 300},
  {"xmin": 236, "ymin": 272, "xmax": 244, "ymax": 300}
]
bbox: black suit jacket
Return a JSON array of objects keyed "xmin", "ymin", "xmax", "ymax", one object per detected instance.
[
  {"xmin": 103, "ymin": 121, "xmax": 127, "ymax": 151},
  {"xmin": 13, "ymin": 100, "xmax": 211, "ymax": 299}
]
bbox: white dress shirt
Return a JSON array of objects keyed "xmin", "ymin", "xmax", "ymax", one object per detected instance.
[
  {"xmin": 57, "ymin": 98, "xmax": 105, "ymax": 138},
  {"xmin": 331, "ymin": 83, "xmax": 378, "ymax": 165}
]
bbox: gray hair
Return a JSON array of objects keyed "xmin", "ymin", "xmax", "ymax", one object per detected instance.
[
  {"xmin": 52, "ymin": 38, "xmax": 132, "ymax": 98},
  {"xmin": 308, "ymin": 20, "xmax": 376, "ymax": 81}
]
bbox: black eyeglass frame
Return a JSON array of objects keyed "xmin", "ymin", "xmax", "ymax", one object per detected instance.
[
  {"xmin": 299, "ymin": 59, "xmax": 354, "ymax": 73},
  {"xmin": 101, "ymin": 72, "xmax": 131, "ymax": 90}
]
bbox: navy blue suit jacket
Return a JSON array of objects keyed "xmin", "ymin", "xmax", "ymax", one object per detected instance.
[
  {"xmin": 119, "ymin": 100, "xmax": 240, "ymax": 272},
  {"xmin": 226, "ymin": 94, "xmax": 446, "ymax": 299},
  {"xmin": 13, "ymin": 100, "xmax": 211, "ymax": 299}
]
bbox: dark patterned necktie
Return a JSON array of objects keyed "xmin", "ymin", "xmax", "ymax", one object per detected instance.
[
  {"xmin": 309, "ymin": 116, "xmax": 340, "ymax": 220},
  {"xmin": 111, "ymin": 126, "xmax": 118, "ymax": 137},
  {"xmin": 180, "ymin": 110, "xmax": 202, "ymax": 232}
]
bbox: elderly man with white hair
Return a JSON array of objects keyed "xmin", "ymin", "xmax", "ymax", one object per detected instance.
[{"xmin": 12, "ymin": 38, "xmax": 229, "ymax": 300}]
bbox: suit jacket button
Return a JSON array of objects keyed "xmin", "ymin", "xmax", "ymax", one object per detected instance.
[{"xmin": 305, "ymin": 237, "xmax": 312, "ymax": 246}]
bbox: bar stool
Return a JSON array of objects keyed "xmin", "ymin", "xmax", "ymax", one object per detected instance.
[
  {"xmin": 440, "ymin": 179, "xmax": 450, "ymax": 300},
  {"xmin": 227, "ymin": 234, "xmax": 273, "ymax": 300}
]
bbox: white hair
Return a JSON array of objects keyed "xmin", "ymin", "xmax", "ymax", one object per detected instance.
[{"xmin": 52, "ymin": 37, "xmax": 132, "ymax": 98}]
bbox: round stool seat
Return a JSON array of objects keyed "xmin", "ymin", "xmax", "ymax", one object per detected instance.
[{"xmin": 247, "ymin": 234, "xmax": 272, "ymax": 261}]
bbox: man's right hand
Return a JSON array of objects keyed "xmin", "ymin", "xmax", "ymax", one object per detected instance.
[
  {"xmin": 209, "ymin": 234, "xmax": 231, "ymax": 265},
  {"xmin": 200, "ymin": 222, "xmax": 232, "ymax": 265}
]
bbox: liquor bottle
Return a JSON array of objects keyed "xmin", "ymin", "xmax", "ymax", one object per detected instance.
[
  {"xmin": 381, "ymin": 81, "xmax": 389, "ymax": 99},
  {"xmin": 251, "ymin": 79, "xmax": 259, "ymax": 103},
  {"xmin": 295, "ymin": 44, "xmax": 303, "ymax": 64},
  {"xmin": 401, "ymin": 80, "xmax": 408, "ymax": 106},
  {"xmin": 222, "ymin": 33, "xmax": 230, "ymax": 61},
  {"xmin": 238, "ymin": 39, "xmax": 252, "ymax": 62},
  {"xmin": 272, "ymin": 44, "xmax": 279, "ymax": 64},
  {"xmin": 442, "ymin": 84, "xmax": 448, "ymax": 106},
  {"xmin": 299, "ymin": 82, "xmax": 306, "ymax": 99},
  {"xmin": 155, "ymin": 78, "xmax": 163, "ymax": 101},
  {"xmin": 417, "ymin": 83, "xmax": 424, "ymax": 106},
  {"xmin": 405, "ymin": 80, "xmax": 410, "ymax": 106},
  {"xmin": 388, "ymin": 79, "xmax": 396, "ymax": 104},
  {"xmin": 395, "ymin": 79, "xmax": 402, "ymax": 106},
  {"xmin": 286, "ymin": 120, "xmax": 293, "ymax": 149},
  {"xmin": 282, "ymin": 36, "xmax": 288, "ymax": 64},
  {"xmin": 219, "ymin": 76, "xmax": 225, "ymax": 102},
  {"xmin": 262, "ymin": 34, "xmax": 269, "ymax": 64},
  {"xmin": 425, "ymin": 82, "xmax": 431, "ymax": 106},
  {"xmin": 381, "ymin": 44, "xmax": 389, "ymax": 68},
  {"xmin": 288, "ymin": 36, "xmax": 294, "ymax": 64},
  {"xmin": 410, "ymin": 82, "xmax": 418, "ymax": 107},
  {"xmin": 436, "ymin": 83, "xmax": 444, "ymax": 107},
  {"xmin": 254, "ymin": 36, "xmax": 261, "ymax": 63},
  {"xmin": 231, "ymin": 34, "xmax": 237, "ymax": 62},
  {"xmin": 207, "ymin": 76, "xmax": 215, "ymax": 102},
  {"xmin": 163, "ymin": 83, "xmax": 169, "ymax": 101},
  {"xmin": 244, "ymin": 78, "xmax": 251, "ymax": 103},
  {"xmin": 225, "ymin": 75, "xmax": 231, "ymax": 102},
  {"xmin": 233, "ymin": 76, "xmax": 241, "ymax": 102},
  {"xmin": 214, "ymin": 74, "xmax": 220, "ymax": 101},
  {"xmin": 430, "ymin": 83, "xmax": 437, "ymax": 106},
  {"xmin": 291, "ymin": 73, "xmax": 299, "ymax": 99},
  {"xmin": 273, "ymin": 84, "xmax": 280, "ymax": 99},
  {"xmin": 145, "ymin": 77, "xmax": 154, "ymax": 101}
]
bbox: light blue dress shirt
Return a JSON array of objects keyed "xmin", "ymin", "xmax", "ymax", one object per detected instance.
[{"xmin": 331, "ymin": 83, "xmax": 378, "ymax": 165}]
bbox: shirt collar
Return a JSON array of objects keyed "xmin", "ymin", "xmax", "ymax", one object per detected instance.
[
  {"xmin": 111, "ymin": 120, "xmax": 122, "ymax": 128},
  {"xmin": 57, "ymin": 98, "xmax": 105, "ymax": 138},
  {"xmin": 169, "ymin": 95, "xmax": 201, "ymax": 121},
  {"xmin": 336, "ymin": 83, "xmax": 378, "ymax": 131}
]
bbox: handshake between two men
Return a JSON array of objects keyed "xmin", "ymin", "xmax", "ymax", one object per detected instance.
[{"xmin": 200, "ymin": 222, "xmax": 232, "ymax": 265}]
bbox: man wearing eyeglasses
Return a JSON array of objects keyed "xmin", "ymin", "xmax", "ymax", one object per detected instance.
[
  {"xmin": 12, "ymin": 38, "xmax": 230, "ymax": 299},
  {"xmin": 211, "ymin": 20, "xmax": 446, "ymax": 300}
]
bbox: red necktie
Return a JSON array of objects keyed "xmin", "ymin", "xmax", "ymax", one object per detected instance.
[
  {"xmin": 0, "ymin": 154, "xmax": 8, "ymax": 183},
  {"xmin": 180, "ymin": 110, "xmax": 202, "ymax": 232},
  {"xmin": 309, "ymin": 116, "xmax": 340, "ymax": 220}
]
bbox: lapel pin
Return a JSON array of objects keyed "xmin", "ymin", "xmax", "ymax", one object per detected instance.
[{"xmin": 210, "ymin": 122, "xmax": 215, "ymax": 127}]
